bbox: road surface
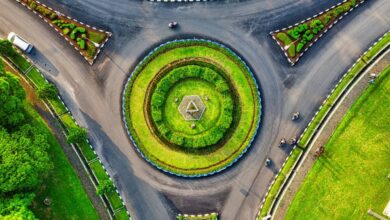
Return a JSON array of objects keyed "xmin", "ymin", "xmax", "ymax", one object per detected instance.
[{"xmin": 0, "ymin": 0, "xmax": 389, "ymax": 219}]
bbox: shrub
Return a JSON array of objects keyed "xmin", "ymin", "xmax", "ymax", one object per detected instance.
[
  {"xmin": 150, "ymin": 65, "xmax": 235, "ymax": 149},
  {"xmin": 296, "ymin": 42, "xmax": 305, "ymax": 53},
  {"xmin": 276, "ymin": 32, "xmax": 292, "ymax": 46},
  {"xmin": 37, "ymin": 83, "xmax": 58, "ymax": 100},
  {"xmin": 50, "ymin": 12, "xmax": 57, "ymax": 20},
  {"xmin": 70, "ymin": 27, "xmax": 86, "ymax": 40},
  {"xmin": 29, "ymin": 2, "xmax": 37, "ymax": 9},
  {"xmin": 66, "ymin": 127, "xmax": 88, "ymax": 144},
  {"xmin": 77, "ymin": 38, "xmax": 86, "ymax": 50},
  {"xmin": 63, "ymin": 28, "xmax": 70, "ymax": 35},
  {"xmin": 96, "ymin": 179, "xmax": 115, "ymax": 196}
]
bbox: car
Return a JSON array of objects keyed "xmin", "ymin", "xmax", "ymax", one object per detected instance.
[
  {"xmin": 7, "ymin": 32, "xmax": 34, "ymax": 53},
  {"xmin": 291, "ymin": 111, "xmax": 300, "ymax": 121},
  {"xmin": 168, "ymin": 21, "xmax": 178, "ymax": 29}
]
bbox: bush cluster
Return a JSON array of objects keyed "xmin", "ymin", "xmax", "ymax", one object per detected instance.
[
  {"xmin": 276, "ymin": 0, "xmax": 361, "ymax": 57},
  {"xmin": 151, "ymin": 65, "xmax": 234, "ymax": 149},
  {"xmin": 21, "ymin": 0, "xmax": 104, "ymax": 56}
]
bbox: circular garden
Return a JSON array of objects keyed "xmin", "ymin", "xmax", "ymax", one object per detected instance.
[{"xmin": 123, "ymin": 39, "xmax": 261, "ymax": 177}]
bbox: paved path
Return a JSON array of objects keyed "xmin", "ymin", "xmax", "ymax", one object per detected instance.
[{"xmin": 0, "ymin": 0, "xmax": 389, "ymax": 219}]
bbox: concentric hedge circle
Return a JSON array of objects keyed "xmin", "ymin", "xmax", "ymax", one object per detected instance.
[
  {"xmin": 150, "ymin": 65, "xmax": 235, "ymax": 149},
  {"xmin": 122, "ymin": 39, "xmax": 261, "ymax": 177}
]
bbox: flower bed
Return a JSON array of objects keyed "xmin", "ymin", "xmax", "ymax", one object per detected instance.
[
  {"xmin": 271, "ymin": 0, "xmax": 365, "ymax": 65},
  {"xmin": 16, "ymin": 0, "xmax": 111, "ymax": 65}
]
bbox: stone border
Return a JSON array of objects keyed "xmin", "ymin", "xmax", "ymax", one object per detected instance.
[
  {"xmin": 270, "ymin": 0, "xmax": 365, "ymax": 66},
  {"xmin": 122, "ymin": 38, "xmax": 262, "ymax": 178},
  {"xmin": 2, "ymin": 51, "xmax": 131, "ymax": 220},
  {"xmin": 14, "ymin": 0, "xmax": 112, "ymax": 65},
  {"xmin": 256, "ymin": 30, "xmax": 390, "ymax": 219}
]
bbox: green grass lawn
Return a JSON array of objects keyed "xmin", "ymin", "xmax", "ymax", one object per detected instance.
[
  {"xmin": 286, "ymin": 66, "xmax": 390, "ymax": 219},
  {"xmin": 164, "ymin": 79, "xmax": 222, "ymax": 137},
  {"xmin": 124, "ymin": 40, "xmax": 261, "ymax": 175},
  {"xmin": 24, "ymin": 103, "xmax": 99, "ymax": 220}
]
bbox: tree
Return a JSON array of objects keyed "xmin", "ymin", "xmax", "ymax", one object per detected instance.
[
  {"xmin": 0, "ymin": 125, "xmax": 53, "ymax": 193},
  {"xmin": 0, "ymin": 193, "xmax": 37, "ymax": 220},
  {"xmin": 66, "ymin": 126, "xmax": 88, "ymax": 144},
  {"xmin": 0, "ymin": 59, "xmax": 4, "ymax": 76},
  {"xmin": 0, "ymin": 40, "xmax": 17, "ymax": 58},
  {"xmin": 37, "ymin": 83, "xmax": 58, "ymax": 100},
  {"xmin": 96, "ymin": 179, "xmax": 115, "ymax": 196},
  {"xmin": 0, "ymin": 72, "xmax": 26, "ymax": 128}
]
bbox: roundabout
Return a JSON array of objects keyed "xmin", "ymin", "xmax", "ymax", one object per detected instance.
[{"xmin": 123, "ymin": 39, "xmax": 262, "ymax": 176}]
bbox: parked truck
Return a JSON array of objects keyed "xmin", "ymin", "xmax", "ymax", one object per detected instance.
[{"xmin": 7, "ymin": 32, "xmax": 34, "ymax": 53}]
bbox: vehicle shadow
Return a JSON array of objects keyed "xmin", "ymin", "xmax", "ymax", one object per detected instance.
[{"xmin": 28, "ymin": 48, "xmax": 59, "ymax": 76}]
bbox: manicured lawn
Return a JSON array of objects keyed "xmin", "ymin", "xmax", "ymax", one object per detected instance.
[
  {"xmin": 107, "ymin": 191, "xmax": 124, "ymax": 210},
  {"xmin": 60, "ymin": 113, "xmax": 79, "ymax": 130},
  {"xmin": 78, "ymin": 140, "xmax": 97, "ymax": 162},
  {"xmin": 26, "ymin": 68, "xmax": 47, "ymax": 89},
  {"xmin": 115, "ymin": 209, "xmax": 130, "ymax": 220},
  {"xmin": 124, "ymin": 40, "xmax": 261, "ymax": 176},
  {"xmin": 89, "ymin": 160, "xmax": 109, "ymax": 182},
  {"xmin": 24, "ymin": 104, "xmax": 99, "ymax": 220},
  {"xmin": 286, "ymin": 66, "xmax": 390, "ymax": 219},
  {"xmin": 164, "ymin": 78, "xmax": 223, "ymax": 137}
]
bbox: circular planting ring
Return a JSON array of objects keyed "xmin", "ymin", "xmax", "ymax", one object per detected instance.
[{"xmin": 122, "ymin": 39, "xmax": 261, "ymax": 177}]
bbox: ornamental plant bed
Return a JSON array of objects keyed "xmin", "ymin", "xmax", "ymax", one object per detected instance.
[
  {"xmin": 271, "ymin": 0, "xmax": 365, "ymax": 65},
  {"xmin": 16, "ymin": 0, "xmax": 111, "ymax": 65},
  {"xmin": 123, "ymin": 39, "xmax": 261, "ymax": 177}
]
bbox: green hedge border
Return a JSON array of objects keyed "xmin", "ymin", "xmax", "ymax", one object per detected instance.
[{"xmin": 150, "ymin": 64, "xmax": 235, "ymax": 149}]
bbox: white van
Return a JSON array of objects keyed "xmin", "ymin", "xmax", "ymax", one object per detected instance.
[{"xmin": 7, "ymin": 32, "xmax": 34, "ymax": 53}]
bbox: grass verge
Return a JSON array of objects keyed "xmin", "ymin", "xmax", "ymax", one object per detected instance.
[
  {"xmin": 23, "ymin": 93, "xmax": 99, "ymax": 220},
  {"xmin": 2, "ymin": 49, "xmax": 128, "ymax": 219},
  {"xmin": 257, "ymin": 31, "xmax": 389, "ymax": 218},
  {"xmin": 285, "ymin": 66, "xmax": 390, "ymax": 219}
]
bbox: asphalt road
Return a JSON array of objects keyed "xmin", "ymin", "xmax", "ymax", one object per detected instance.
[{"xmin": 0, "ymin": 0, "xmax": 389, "ymax": 219}]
